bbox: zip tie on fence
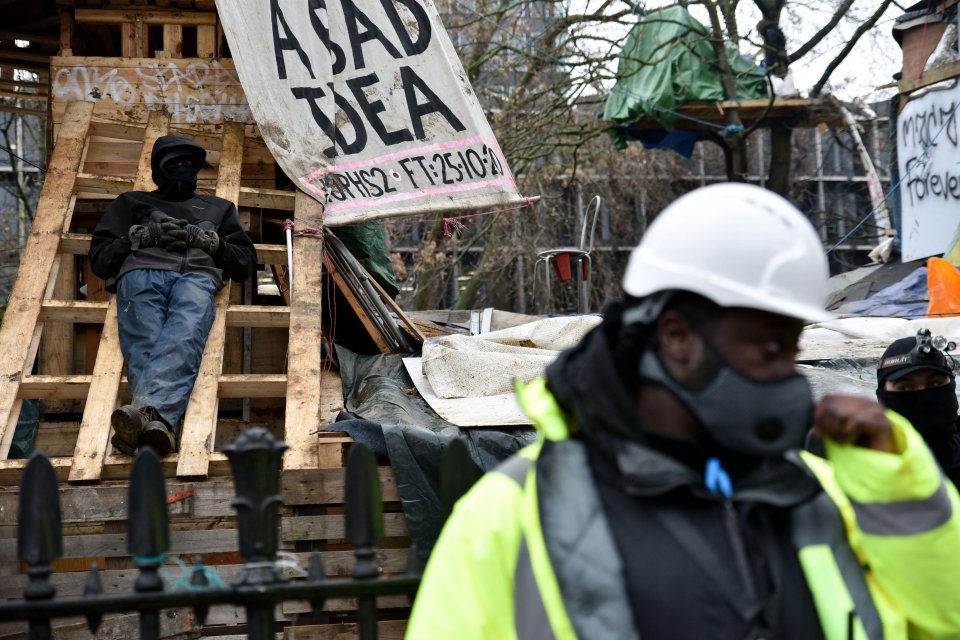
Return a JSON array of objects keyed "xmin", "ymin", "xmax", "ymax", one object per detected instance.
[
  {"xmin": 282, "ymin": 219, "xmax": 324, "ymax": 238},
  {"xmin": 443, "ymin": 198, "xmax": 535, "ymax": 237},
  {"xmin": 158, "ymin": 555, "xmax": 226, "ymax": 592}
]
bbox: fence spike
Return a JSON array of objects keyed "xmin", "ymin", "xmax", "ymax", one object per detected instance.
[
  {"xmin": 190, "ymin": 556, "xmax": 210, "ymax": 625},
  {"xmin": 18, "ymin": 454, "xmax": 61, "ymax": 640},
  {"xmin": 18, "ymin": 454, "xmax": 63, "ymax": 599},
  {"xmin": 83, "ymin": 565, "xmax": 104, "ymax": 633},
  {"xmin": 128, "ymin": 447, "xmax": 170, "ymax": 593},
  {"xmin": 307, "ymin": 551, "xmax": 326, "ymax": 613},
  {"xmin": 345, "ymin": 443, "xmax": 383, "ymax": 580},
  {"xmin": 440, "ymin": 438, "xmax": 483, "ymax": 519},
  {"xmin": 222, "ymin": 427, "xmax": 288, "ymax": 586}
]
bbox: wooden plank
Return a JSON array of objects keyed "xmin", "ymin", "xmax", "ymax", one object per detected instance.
[
  {"xmin": 0, "ymin": 468, "xmax": 397, "ymax": 527},
  {"xmin": 68, "ymin": 300, "xmax": 122, "ymax": 481},
  {"xmin": 177, "ymin": 121, "xmax": 244, "ymax": 479},
  {"xmin": 0, "ymin": 512, "xmax": 401, "ymax": 561},
  {"xmin": 162, "ymin": 24, "xmax": 183, "ymax": 58},
  {"xmin": 74, "ymin": 9, "xmax": 218, "ymax": 26},
  {"xmin": 0, "ymin": 101, "xmax": 92, "ymax": 453},
  {"xmin": 226, "ymin": 306, "xmax": 289, "ymax": 328},
  {"xmin": 59, "ymin": 11, "xmax": 74, "ymax": 55},
  {"xmin": 0, "ymin": 609, "xmax": 197, "ymax": 640},
  {"xmin": 282, "ymin": 513, "xmax": 408, "ymax": 542},
  {"xmin": 69, "ymin": 110, "xmax": 171, "ymax": 483},
  {"xmin": 70, "ymin": 173, "xmax": 296, "ymax": 210},
  {"xmin": 283, "ymin": 193, "xmax": 326, "ymax": 471},
  {"xmin": 197, "ymin": 24, "xmax": 216, "ymax": 58},
  {"xmin": 365, "ymin": 268, "xmax": 426, "ymax": 344},
  {"xmin": 81, "ymin": 259, "xmax": 107, "ymax": 374},
  {"xmin": 283, "ymin": 621, "xmax": 407, "ymax": 640},
  {"xmin": 324, "ymin": 252, "xmax": 392, "ymax": 354},
  {"xmin": 0, "ymin": 550, "xmax": 410, "ymax": 598},
  {"xmin": 39, "ymin": 256, "xmax": 77, "ymax": 413},
  {"xmin": 899, "ymin": 60, "xmax": 960, "ymax": 95},
  {"xmin": 18, "ymin": 374, "xmax": 286, "ymax": 400},
  {"xmin": 120, "ymin": 15, "xmax": 146, "ymax": 57},
  {"xmin": 40, "ymin": 300, "xmax": 291, "ymax": 328},
  {"xmin": 282, "ymin": 467, "xmax": 399, "ymax": 505}
]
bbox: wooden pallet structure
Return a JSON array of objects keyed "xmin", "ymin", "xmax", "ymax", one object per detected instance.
[
  {"xmin": 0, "ymin": 102, "xmax": 345, "ymax": 483},
  {"xmin": 0, "ymin": 6, "xmax": 415, "ymax": 638}
]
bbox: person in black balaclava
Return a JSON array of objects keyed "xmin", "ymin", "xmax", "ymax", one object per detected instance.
[
  {"xmin": 89, "ymin": 135, "xmax": 255, "ymax": 457},
  {"xmin": 876, "ymin": 331, "xmax": 960, "ymax": 487}
]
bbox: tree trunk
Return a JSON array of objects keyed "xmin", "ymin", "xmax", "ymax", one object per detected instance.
[
  {"xmin": 767, "ymin": 121, "xmax": 792, "ymax": 196},
  {"xmin": 702, "ymin": 0, "xmax": 747, "ymax": 182}
]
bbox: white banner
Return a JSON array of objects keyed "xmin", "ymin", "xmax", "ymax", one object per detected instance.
[
  {"xmin": 216, "ymin": 0, "xmax": 524, "ymax": 224},
  {"xmin": 898, "ymin": 81, "xmax": 960, "ymax": 261}
]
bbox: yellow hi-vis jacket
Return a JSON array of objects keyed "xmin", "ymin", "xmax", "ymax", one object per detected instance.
[{"xmin": 406, "ymin": 378, "xmax": 960, "ymax": 640}]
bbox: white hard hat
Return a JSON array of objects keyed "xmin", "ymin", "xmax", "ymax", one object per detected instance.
[{"xmin": 622, "ymin": 183, "xmax": 833, "ymax": 322}]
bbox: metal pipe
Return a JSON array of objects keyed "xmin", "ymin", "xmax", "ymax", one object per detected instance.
[{"xmin": 285, "ymin": 226, "xmax": 294, "ymax": 302}]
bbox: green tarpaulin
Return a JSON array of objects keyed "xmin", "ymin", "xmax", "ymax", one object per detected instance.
[
  {"xmin": 336, "ymin": 221, "xmax": 400, "ymax": 299},
  {"xmin": 603, "ymin": 5, "xmax": 768, "ymax": 148}
]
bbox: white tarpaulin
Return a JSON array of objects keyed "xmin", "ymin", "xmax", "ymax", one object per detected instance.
[
  {"xmin": 898, "ymin": 80, "xmax": 960, "ymax": 261},
  {"xmin": 215, "ymin": 0, "xmax": 525, "ymax": 224}
]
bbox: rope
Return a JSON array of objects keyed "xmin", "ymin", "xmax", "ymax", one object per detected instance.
[
  {"xmin": 0, "ymin": 143, "xmax": 45, "ymax": 173},
  {"xmin": 443, "ymin": 198, "xmax": 535, "ymax": 237},
  {"xmin": 282, "ymin": 218, "xmax": 323, "ymax": 238}
]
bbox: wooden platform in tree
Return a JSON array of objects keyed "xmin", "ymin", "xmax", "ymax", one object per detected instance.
[{"xmin": 623, "ymin": 97, "xmax": 846, "ymax": 132}]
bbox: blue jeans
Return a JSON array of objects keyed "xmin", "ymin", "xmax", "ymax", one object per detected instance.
[{"xmin": 116, "ymin": 269, "xmax": 218, "ymax": 434}]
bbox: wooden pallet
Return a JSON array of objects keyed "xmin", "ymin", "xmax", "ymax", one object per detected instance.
[
  {"xmin": 0, "ymin": 465, "xmax": 410, "ymax": 639},
  {"xmin": 0, "ymin": 100, "xmax": 409, "ymax": 639},
  {"xmin": 0, "ymin": 101, "xmax": 342, "ymax": 483}
]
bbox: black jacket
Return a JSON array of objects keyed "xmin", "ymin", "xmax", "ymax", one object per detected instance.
[
  {"xmin": 544, "ymin": 309, "xmax": 825, "ymax": 640},
  {"xmin": 89, "ymin": 135, "xmax": 255, "ymax": 291}
]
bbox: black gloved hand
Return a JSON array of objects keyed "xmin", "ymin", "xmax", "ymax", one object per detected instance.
[
  {"xmin": 128, "ymin": 222, "xmax": 163, "ymax": 251},
  {"xmin": 184, "ymin": 224, "xmax": 220, "ymax": 255},
  {"xmin": 159, "ymin": 217, "xmax": 189, "ymax": 252}
]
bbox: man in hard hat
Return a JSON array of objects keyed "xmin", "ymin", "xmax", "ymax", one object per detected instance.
[
  {"xmin": 89, "ymin": 135, "xmax": 255, "ymax": 457},
  {"xmin": 406, "ymin": 184, "xmax": 960, "ymax": 639},
  {"xmin": 876, "ymin": 331, "xmax": 960, "ymax": 487}
]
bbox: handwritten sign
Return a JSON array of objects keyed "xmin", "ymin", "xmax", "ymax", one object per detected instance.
[
  {"xmin": 215, "ymin": 0, "xmax": 524, "ymax": 224},
  {"xmin": 898, "ymin": 81, "xmax": 960, "ymax": 261}
]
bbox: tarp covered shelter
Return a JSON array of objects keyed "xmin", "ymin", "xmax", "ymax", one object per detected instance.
[{"xmin": 603, "ymin": 5, "xmax": 768, "ymax": 147}]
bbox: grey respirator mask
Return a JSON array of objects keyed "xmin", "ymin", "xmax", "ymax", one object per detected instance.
[{"xmin": 638, "ymin": 348, "xmax": 813, "ymax": 457}]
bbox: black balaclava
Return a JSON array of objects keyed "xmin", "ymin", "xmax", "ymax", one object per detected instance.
[
  {"xmin": 876, "ymin": 333, "xmax": 958, "ymax": 436},
  {"xmin": 877, "ymin": 382, "xmax": 959, "ymax": 435},
  {"xmin": 151, "ymin": 135, "xmax": 205, "ymax": 197}
]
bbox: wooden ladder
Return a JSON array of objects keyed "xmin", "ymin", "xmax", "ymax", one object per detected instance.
[{"xmin": 0, "ymin": 101, "xmax": 340, "ymax": 484}]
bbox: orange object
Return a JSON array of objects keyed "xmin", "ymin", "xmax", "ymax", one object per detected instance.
[
  {"xmin": 926, "ymin": 257, "xmax": 960, "ymax": 317},
  {"xmin": 551, "ymin": 253, "xmax": 573, "ymax": 281}
]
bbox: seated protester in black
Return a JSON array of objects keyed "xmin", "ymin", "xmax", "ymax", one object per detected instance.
[{"xmin": 876, "ymin": 330, "xmax": 960, "ymax": 487}]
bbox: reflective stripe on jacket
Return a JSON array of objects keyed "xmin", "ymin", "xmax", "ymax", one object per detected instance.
[{"xmin": 406, "ymin": 378, "xmax": 960, "ymax": 640}]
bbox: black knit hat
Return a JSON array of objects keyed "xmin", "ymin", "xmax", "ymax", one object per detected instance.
[{"xmin": 877, "ymin": 336, "xmax": 955, "ymax": 386}]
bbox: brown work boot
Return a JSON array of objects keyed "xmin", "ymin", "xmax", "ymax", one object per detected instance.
[
  {"xmin": 139, "ymin": 406, "xmax": 177, "ymax": 457},
  {"xmin": 110, "ymin": 404, "xmax": 145, "ymax": 456}
]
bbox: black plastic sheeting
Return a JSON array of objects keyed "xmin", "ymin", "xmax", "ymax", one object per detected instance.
[{"xmin": 332, "ymin": 345, "xmax": 536, "ymax": 562}]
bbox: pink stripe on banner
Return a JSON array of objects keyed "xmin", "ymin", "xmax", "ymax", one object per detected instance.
[
  {"xmin": 299, "ymin": 179, "xmax": 327, "ymax": 198},
  {"xmin": 301, "ymin": 136, "xmax": 499, "ymax": 181},
  {"xmin": 324, "ymin": 176, "xmax": 516, "ymax": 213}
]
